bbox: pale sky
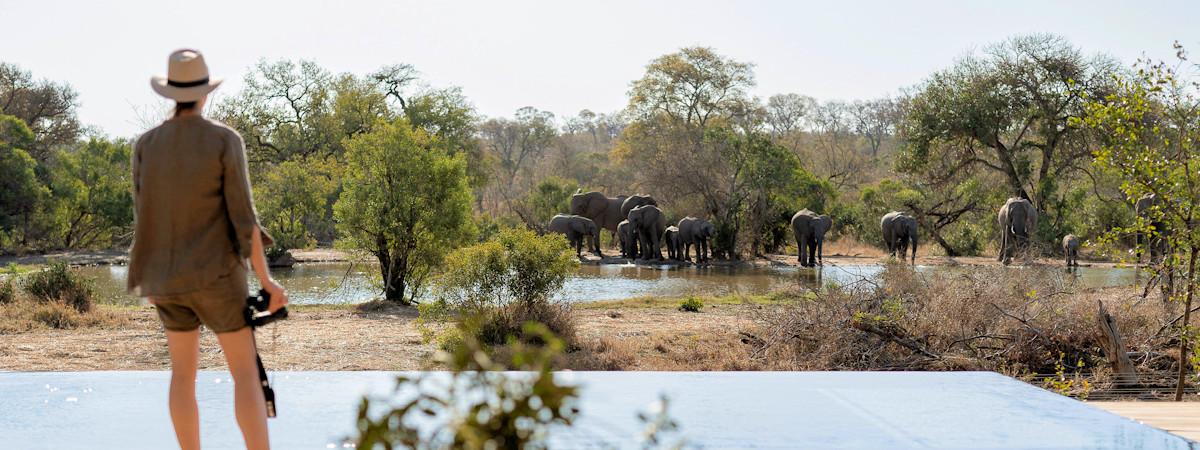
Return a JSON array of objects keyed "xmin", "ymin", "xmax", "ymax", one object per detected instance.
[{"xmin": 1, "ymin": 0, "xmax": 1197, "ymax": 138}]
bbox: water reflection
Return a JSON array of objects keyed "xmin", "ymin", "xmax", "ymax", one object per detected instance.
[{"xmin": 77, "ymin": 262, "xmax": 1141, "ymax": 306}]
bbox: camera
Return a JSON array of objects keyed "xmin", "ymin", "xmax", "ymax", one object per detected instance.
[{"xmin": 245, "ymin": 288, "xmax": 288, "ymax": 328}]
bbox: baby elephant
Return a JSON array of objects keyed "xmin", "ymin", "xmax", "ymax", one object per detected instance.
[
  {"xmin": 1063, "ymin": 234, "xmax": 1080, "ymax": 267},
  {"xmin": 548, "ymin": 214, "xmax": 600, "ymax": 258},
  {"xmin": 617, "ymin": 219, "xmax": 638, "ymax": 259},
  {"xmin": 663, "ymin": 226, "xmax": 682, "ymax": 261}
]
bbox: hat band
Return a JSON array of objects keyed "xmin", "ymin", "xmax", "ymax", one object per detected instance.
[{"xmin": 167, "ymin": 77, "xmax": 209, "ymax": 88}]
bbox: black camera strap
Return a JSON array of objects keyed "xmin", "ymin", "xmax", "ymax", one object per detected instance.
[
  {"xmin": 247, "ymin": 299, "xmax": 278, "ymax": 419},
  {"xmin": 254, "ymin": 349, "xmax": 277, "ymax": 418}
]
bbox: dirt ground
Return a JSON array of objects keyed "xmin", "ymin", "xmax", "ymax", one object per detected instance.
[{"xmin": 0, "ymin": 300, "xmax": 759, "ymax": 372}]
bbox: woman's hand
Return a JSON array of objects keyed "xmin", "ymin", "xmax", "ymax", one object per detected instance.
[{"xmin": 261, "ymin": 278, "xmax": 289, "ymax": 313}]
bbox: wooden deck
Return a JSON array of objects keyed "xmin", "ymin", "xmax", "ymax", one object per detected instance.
[{"xmin": 1088, "ymin": 401, "xmax": 1200, "ymax": 442}]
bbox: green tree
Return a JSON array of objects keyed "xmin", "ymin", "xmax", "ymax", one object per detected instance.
[
  {"xmin": 516, "ymin": 177, "xmax": 579, "ymax": 231},
  {"xmin": 254, "ymin": 159, "xmax": 336, "ymax": 254},
  {"xmin": 1082, "ymin": 44, "xmax": 1200, "ymax": 400},
  {"xmin": 335, "ymin": 120, "xmax": 474, "ymax": 303},
  {"xmin": 0, "ymin": 63, "xmax": 82, "ymax": 160},
  {"xmin": 215, "ymin": 59, "xmax": 340, "ymax": 164},
  {"xmin": 48, "ymin": 137, "xmax": 134, "ymax": 249},
  {"xmin": 403, "ymin": 87, "xmax": 490, "ymax": 189},
  {"xmin": 853, "ymin": 177, "xmax": 996, "ymax": 256},
  {"xmin": 899, "ymin": 34, "xmax": 1117, "ymax": 244},
  {"xmin": 619, "ymin": 47, "xmax": 787, "ymax": 258},
  {"xmin": 0, "ymin": 115, "xmax": 50, "ymax": 251}
]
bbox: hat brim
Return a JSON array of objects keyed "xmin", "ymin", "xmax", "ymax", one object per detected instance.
[{"xmin": 150, "ymin": 75, "xmax": 223, "ymax": 102}]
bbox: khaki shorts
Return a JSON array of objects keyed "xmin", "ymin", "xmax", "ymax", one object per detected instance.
[{"xmin": 152, "ymin": 265, "xmax": 249, "ymax": 333}]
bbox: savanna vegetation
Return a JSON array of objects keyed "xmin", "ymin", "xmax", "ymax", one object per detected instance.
[
  {"xmin": 5, "ymin": 34, "xmax": 1200, "ymax": 403},
  {"xmin": 3, "ymin": 34, "xmax": 1163, "ymax": 275}
]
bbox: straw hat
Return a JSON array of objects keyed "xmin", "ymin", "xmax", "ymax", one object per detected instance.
[{"xmin": 150, "ymin": 49, "xmax": 223, "ymax": 102}]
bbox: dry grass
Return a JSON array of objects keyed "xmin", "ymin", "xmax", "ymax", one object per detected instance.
[
  {"xmin": 748, "ymin": 263, "xmax": 1176, "ymax": 378},
  {"xmin": 0, "ymin": 296, "xmax": 128, "ymax": 334}
]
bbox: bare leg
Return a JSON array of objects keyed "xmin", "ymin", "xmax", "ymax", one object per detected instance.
[
  {"xmin": 165, "ymin": 328, "xmax": 201, "ymax": 450},
  {"xmin": 216, "ymin": 328, "xmax": 270, "ymax": 450}
]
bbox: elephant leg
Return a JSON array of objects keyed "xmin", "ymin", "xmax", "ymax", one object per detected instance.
[
  {"xmin": 1000, "ymin": 231, "xmax": 1009, "ymax": 263},
  {"xmin": 998, "ymin": 230, "xmax": 1006, "ymax": 262},
  {"xmin": 817, "ymin": 240, "xmax": 823, "ymax": 265},
  {"xmin": 910, "ymin": 239, "xmax": 917, "ymax": 265},
  {"xmin": 684, "ymin": 242, "xmax": 691, "ymax": 262},
  {"xmin": 796, "ymin": 236, "xmax": 804, "ymax": 263}
]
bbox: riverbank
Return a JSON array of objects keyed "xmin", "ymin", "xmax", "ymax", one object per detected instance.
[{"xmin": 1, "ymin": 245, "xmax": 1132, "ymax": 271}]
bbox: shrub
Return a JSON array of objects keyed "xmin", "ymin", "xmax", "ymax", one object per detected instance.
[
  {"xmin": 32, "ymin": 301, "xmax": 80, "ymax": 329},
  {"xmin": 22, "ymin": 261, "xmax": 93, "ymax": 312},
  {"xmin": 436, "ymin": 227, "xmax": 579, "ymax": 347},
  {"xmin": 678, "ymin": 296, "xmax": 703, "ymax": 312},
  {"xmin": 0, "ymin": 278, "xmax": 13, "ymax": 305},
  {"xmin": 355, "ymin": 323, "xmax": 578, "ymax": 450},
  {"xmin": 751, "ymin": 264, "xmax": 1161, "ymax": 379},
  {"xmin": 474, "ymin": 301, "xmax": 577, "ymax": 348}
]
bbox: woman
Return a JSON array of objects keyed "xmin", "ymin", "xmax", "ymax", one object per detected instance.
[{"xmin": 129, "ymin": 49, "xmax": 288, "ymax": 450}]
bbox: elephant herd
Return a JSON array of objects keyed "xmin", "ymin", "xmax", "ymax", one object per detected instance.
[
  {"xmin": 547, "ymin": 190, "xmax": 1141, "ymax": 268},
  {"xmin": 551, "ymin": 191, "xmax": 716, "ymax": 263}
]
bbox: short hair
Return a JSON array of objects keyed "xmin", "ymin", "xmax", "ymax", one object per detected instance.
[{"xmin": 174, "ymin": 101, "xmax": 198, "ymax": 117}]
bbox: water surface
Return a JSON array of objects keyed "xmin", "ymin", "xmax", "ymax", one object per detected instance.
[{"xmin": 79, "ymin": 262, "xmax": 1140, "ymax": 306}]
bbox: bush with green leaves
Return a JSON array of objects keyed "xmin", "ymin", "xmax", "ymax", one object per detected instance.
[
  {"xmin": 678, "ymin": 296, "xmax": 703, "ymax": 313},
  {"xmin": 434, "ymin": 227, "xmax": 579, "ymax": 346},
  {"xmin": 0, "ymin": 277, "xmax": 14, "ymax": 304},
  {"xmin": 22, "ymin": 261, "xmax": 92, "ymax": 312},
  {"xmin": 354, "ymin": 322, "xmax": 688, "ymax": 450},
  {"xmin": 355, "ymin": 323, "xmax": 579, "ymax": 450}
]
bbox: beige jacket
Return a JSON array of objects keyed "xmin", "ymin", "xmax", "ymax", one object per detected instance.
[{"xmin": 127, "ymin": 115, "xmax": 272, "ymax": 296}]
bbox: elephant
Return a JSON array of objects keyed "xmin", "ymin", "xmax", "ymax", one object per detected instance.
[
  {"xmin": 790, "ymin": 209, "xmax": 832, "ymax": 267},
  {"xmin": 627, "ymin": 205, "xmax": 667, "ymax": 261},
  {"xmin": 1063, "ymin": 234, "xmax": 1080, "ymax": 267},
  {"xmin": 677, "ymin": 217, "xmax": 716, "ymax": 263},
  {"xmin": 547, "ymin": 214, "xmax": 600, "ymax": 258},
  {"xmin": 620, "ymin": 195, "xmax": 657, "ymax": 220},
  {"xmin": 617, "ymin": 219, "xmax": 638, "ymax": 259},
  {"xmin": 880, "ymin": 211, "xmax": 918, "ymax": 265},
  {"xmin": 1135, "ymin": 194, "xmax": 1168, "ymax": 264},
  {"xmin": 663, "ymin": 226, "xmax": 681, "ymax": 261},
  {"xmin": 997, "ymin": 197, "xmax": 1037, "ymax": 265},
  {"xmin": 569, "ymin": 190, "xmax": 628, "ymax": 255},
  {"xmin": 619, "ymin": 194, "xmax": 657, "ymax": 256}
]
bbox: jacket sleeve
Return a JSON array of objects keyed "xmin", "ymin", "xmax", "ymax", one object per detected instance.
[{"xmin": 222, "ymin": 130, "xmax": 274, "ymax": 260}]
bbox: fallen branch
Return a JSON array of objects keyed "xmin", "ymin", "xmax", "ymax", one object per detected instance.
[{"xmin": 851, "ymin": 318, "xmax": 941, "ymax": 359}]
